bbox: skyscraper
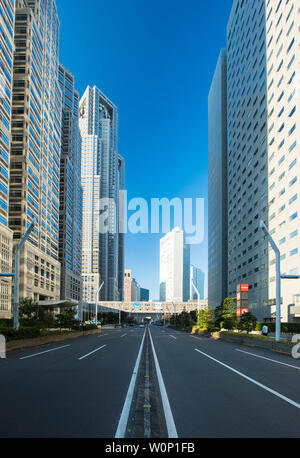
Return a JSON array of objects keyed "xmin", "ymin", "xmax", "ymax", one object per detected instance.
[
  {"xmin": 190, "ymin": 265, "xmax": 205, "ymax": 301},
  {"xmin": 210, "ymin": 0, "xmax": 300, "ymax": 322},
  {"xmin": 9, "ymin": 0, "xmax": 61, "ymax": 303},
  {"xmin": 79, "ymin": 86, "xmax": 125, "ymax": 304},
  {"xmin": 226, "ymin": 0, "xmax": 269, "ymax": 322},
  {"xmin": 160, "ymin": 228, "xmax": 190, "ymax": 302},
  {"xmin": 58, "ymin": 64, "xmax": 82, "ymax": 303},
  {"xmin": 208, "ymin": 48, "xmax": 228, "ymax": 309},
  {"xmin": 0, "ymin": 0, "xmax": 15, "ymax": 317}
]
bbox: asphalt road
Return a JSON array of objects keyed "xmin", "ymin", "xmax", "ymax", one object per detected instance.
[{"xmin": 0, "ymin": 325, "xmax": 300, "ymax": 438}]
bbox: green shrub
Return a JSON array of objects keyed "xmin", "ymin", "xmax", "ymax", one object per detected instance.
[
  {"xmin": 0, "ymin": 326, "xmax": 42, "ymax": 342},
  {"xmin": 207, "ymin": 326, "xmax": 220, "ymax": 333},
  {"xmin": 256, "ymin": 322, "xmax": 300, "ymax": 333},
  {"xmin": 238, "ymin": 312, "xmax": 257, "ymax": 333},
  {"xmin": 0, "ymin": 319, "xmax": 13, "ymax": 327},
  {"xmin": 223, "ymin": 317, "xmax": 237, "ymax": 330}
]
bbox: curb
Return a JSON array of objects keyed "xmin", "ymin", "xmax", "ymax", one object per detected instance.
[
  {"xmin": 6, "ymin": 329, "xmax": 101, "ymax": 353},
  {"xmin": 169, "ymin": 326, "xmax": 294, "ymax": 357}
]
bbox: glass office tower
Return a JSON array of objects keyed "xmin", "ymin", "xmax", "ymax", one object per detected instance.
[
  {"xmin": 58, "ymin": 64, "xmax": 82, "ymax": 303},
  {"xmin": 10, "ymin": 0, "xmax": 61, "ymax": 303},
  {"xmin": 79, "ymin": 86, "xmax": 125, "ymax": 303},
  {"xmin": 0, "ymin": 0, "xmax": 15, "ymax": 317},
  {"xmin": 211, "ymin": 0, "xmax": 300, "ymax": 322},
  {"xmin": 208, "ymin": 48, "xmax": 228, "ymax": 310}
]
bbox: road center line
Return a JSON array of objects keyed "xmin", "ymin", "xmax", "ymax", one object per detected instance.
[
  {"xmin": 78, "ymin": 345, "xmax": 106, "ymax": 361},
  {"xmin": 115, "ymin": 328, "xmax": 146, "ymax": 438},
  {"xmin": 236, "ymin": 348, "xmax": 300, "ymax": 370},
  {"xmin": 20, "ymin": 344, "xmax": 71, "ymax": 360},
  {"xmin": 149, "ymin": 328, "xmax": 178, "ymax": 438},
  {"xmin": 195, "ymin": 349, "xmax": 300, "ymax": 409}
]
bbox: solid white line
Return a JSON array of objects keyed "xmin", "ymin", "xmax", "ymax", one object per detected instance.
[
  {"xmin": 115, "ymin": 328, "xmax": 146, "ymax": 438},
  {"xmin": 78, "ymin": 345, "xmax": 106, "ymax": 361},
  {"xmin": 149, "ymin": 328, "xmax": 178, "ymax": 438},
  {"xmin": 195, "ymin": 349, "xmax": 300, "ymax": 409},
  {"xmin": 236, "ymin": 348, "xmax": 300, "ymax": 370},
  {"xmin": 169, "ymin": 335, "xmax": 177, "ymax": 340},
  {"xmin": 20, "ymin": 345, "xmax": 71, "ymax": 360}
]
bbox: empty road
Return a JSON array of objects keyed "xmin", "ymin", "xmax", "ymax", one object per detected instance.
[{"xmin": 0, "ymin": 325, "xmax": 300, "ymax": 438}]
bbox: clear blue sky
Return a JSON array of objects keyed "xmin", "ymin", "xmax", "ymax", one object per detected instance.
[{"xmin": 56, "ymin": 0, "xmax": 233, "ymax": 300}]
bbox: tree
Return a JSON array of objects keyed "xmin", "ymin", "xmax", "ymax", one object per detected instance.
[
  {"xmin": 214, "ymin": 305, "xmax": 223, "ymax": 326},
  {"xmin": 56, "ymin": 308, "xmax": 77, "ymax": 329},
  {"xmin": 19, "ymin": 298, "xmax": 55, "ymax": 328},
  {"xmin": 238, "ymin": 312, "xmax": 257, "ymax": 333},
  {"xmin": 19, "ymin": 298, "xmax": 39, "ymax": 322},
  {"xmin": 197, "ymin": 306, "xmax": 215, "ymax": 330},
  {"xmin": 221, "ymin": 298, "xmax": 237, "ymax": 319}
]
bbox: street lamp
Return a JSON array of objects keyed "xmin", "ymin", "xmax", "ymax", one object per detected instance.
[
  {"xmin": 260, "ymin": 220, "xmax": 300, "ymax": 342},
  {"xmin": 14, "ymin": 219, "xmax": 36, "ymax": 330},
  {"xmin": 95, "ymin": 281, "xmax": 104, "ymax": 324},
  {"xmin": 192, "ymin": 280, "xmax": 200, "ymax": 313}
]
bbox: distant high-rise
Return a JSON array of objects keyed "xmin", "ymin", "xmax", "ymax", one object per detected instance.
[
  {"xmin": 79, "ymin": 86, "xmax": 125, "ymax": 303},
  {"xmin": 160, "ymin": 228, "xmax": 190, "ymax": 302},
  {"xmin": 124, "ymin": 269, "xmax": 133, "ymax": 302},
  {"xmin": 0, "ymin": 0, "xmax": 15, "ymax": 317},
  {"xmin": 190, "ymin": 265, "xmax": 205, "ymax": 301},
  {"xmin": 58, "ymin": 64, "xmax": 82, "ymax": 303},
  {"xmin": 9, "ymin": 0, "xmax": 61, "ymax": 303},
  {"xmin": 140, "ymin": 288, "xmax": 150, "ymax": 302},
  {"xmin": 208, "ymin": 48, "xmax": 228, "ymax": 309}
]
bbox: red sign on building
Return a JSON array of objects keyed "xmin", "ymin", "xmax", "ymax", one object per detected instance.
[{"xmin": 240, "ymin": 284, "xmax": 249, "ymax": 292}]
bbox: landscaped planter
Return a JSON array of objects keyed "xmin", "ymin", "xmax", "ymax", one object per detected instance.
[{"xmin": 6, "ymin": 328, "xmax": 101, "ymax": 353}]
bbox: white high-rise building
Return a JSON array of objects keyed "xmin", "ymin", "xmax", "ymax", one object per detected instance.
[
  {"xmin": 265, "ymin": 0, "xmax": 300, "ymax": 322},
  {"xmin": 210, "ymin": 0, "xmax": 300, "ymax": 322},
  {"xmin": 160, "ymin": 228, "xmax": 190, "ymax": 302},
  {"xmin": 79, "ymin": 86, "xmax": 125, "ymax": 303}
]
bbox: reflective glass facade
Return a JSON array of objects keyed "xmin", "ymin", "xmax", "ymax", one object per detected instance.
[
  {"xmin": 10, "ymin": 0, "xmax": 61, "ymax": 301},
  {"xmin": 58, "ymin": 64, "xmax": 82, "ymax": 302}
]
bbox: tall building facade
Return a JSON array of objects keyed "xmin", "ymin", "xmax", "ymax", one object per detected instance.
[
  {"xmin": 208, "ymin": 48, "xmax": 228, "ymax": 309},
  {"xmin": 226, "ymin": 0, "xmax": 270, "ymax": 322},
  {"xmin": 190, "ymin": 265, "xmax": 205, "ymax": 301},
  {"xmin": 9, "ymin": 0, "xmax": 61, "ymax": 303},
  {"xmin": 79, "ymin": 86, "xmax": 125, "ymax": 304},
  {"xmin": 58, "ymin": 64, "xmax": 82, "ymax": 303},
  {"xmin": 0, "ymin": 0, "xmax": 15, "ymax": 317},
  {"xmin": 265, "ymin": 0, "xmax": 300, "ymax": 322},
  {"xmin": 160, "ymin": 228, "xmax": 190, "ymax": 302},
  {"xmin": 210, "ymin": 0, "xmax": 300, "ymax": 322}
]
